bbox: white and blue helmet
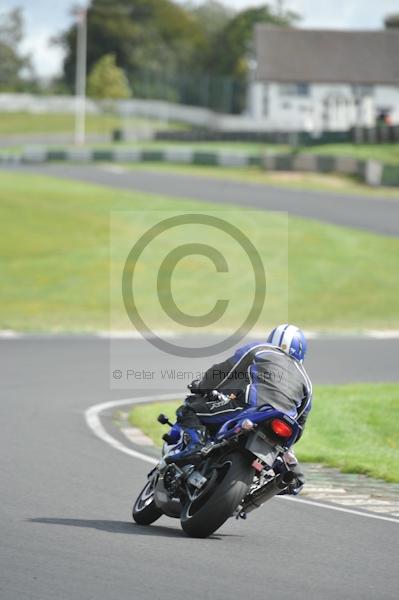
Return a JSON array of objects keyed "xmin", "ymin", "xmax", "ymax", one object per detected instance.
[{"xmin": 267, "ymin": 324, "xmax": 307, "ymax": 362}]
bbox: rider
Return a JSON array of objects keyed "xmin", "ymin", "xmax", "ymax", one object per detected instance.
[{"xmin": 166, "ymin": 324, "xmax": 312, "ymax": 495}]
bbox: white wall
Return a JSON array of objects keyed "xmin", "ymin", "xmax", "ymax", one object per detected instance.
[{"xmin": 248, "ymin": 82, "xmax": 399, "ymax": 131}]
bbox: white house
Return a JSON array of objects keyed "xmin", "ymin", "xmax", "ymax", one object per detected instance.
[{"xmin": 248, "ymin": 26, "xmax": 399, "ymax": 132}]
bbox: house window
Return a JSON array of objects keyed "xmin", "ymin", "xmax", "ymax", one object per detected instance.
[
  {"xmin": 352, "ymin": 85, "xmax": 374, "ymax": 98},
  {"xmin": 297, "ymin": 83, "xmax": 310, "ymax": 96},
  {"xmin": 279, "ymin": 83, "xmax": 310, "ymax": 97}
]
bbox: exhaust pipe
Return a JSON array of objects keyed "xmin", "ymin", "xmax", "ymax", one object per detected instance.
[{"xmin": 242, "ymin": 471, "xmax": 296, "ymax": 514}]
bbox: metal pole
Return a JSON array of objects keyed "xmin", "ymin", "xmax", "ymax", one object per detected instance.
[
  {"xmin": 276, "ymin": 0, "xmax": 284, "ymax": 18},
  {"xmin": 74, "ymin": 7, "xmax": 87, "ymax": 146}
]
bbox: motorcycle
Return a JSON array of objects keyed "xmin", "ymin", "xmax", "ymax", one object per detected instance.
[{"xmin": 132, "ymin": 392, "xmax": 301, "ymax": 538}]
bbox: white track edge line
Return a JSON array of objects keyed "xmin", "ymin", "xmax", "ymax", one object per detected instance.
[
  {"xmin": 278, "ymin": 496, "xmax": 399, "ymax": 524},
  {"xmin": 85, "ymin": 394, "xmax": 178, "ymax": 465},
  {"xmin": 85, "ymin": 394, "xmax": 399, "ymax": 525}
]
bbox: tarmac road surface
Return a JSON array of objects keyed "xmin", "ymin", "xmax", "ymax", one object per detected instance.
[
  {"xmin": 1, "ymin": 337, "xmax": 398, "ymax": 600},
  {"xmin": 2, "ymin": 165, "xmax": 398, "ymax": 598},
  {"xmin": 3, "ymin": 163, "xmax": 399, "ymax": 236}
]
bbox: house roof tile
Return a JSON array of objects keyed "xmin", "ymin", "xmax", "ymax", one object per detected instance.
[{"xmin": 254, "ymin": 26, "xmax": 399, "ymax": 85}]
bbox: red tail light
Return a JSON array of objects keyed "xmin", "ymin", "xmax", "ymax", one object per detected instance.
[{"xmin": 271, "ymin": 419, "xmax": 293, "ymax": 439}]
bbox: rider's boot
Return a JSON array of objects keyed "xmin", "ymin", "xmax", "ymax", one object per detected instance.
[{"xmin": 165, "ymin": 426, "xmax": 207, "ymax": 465}]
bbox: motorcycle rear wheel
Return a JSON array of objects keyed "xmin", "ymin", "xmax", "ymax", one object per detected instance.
[
  {"xmin": 132, "ymin": 477, "xmax": 163, "ymax": 525},
  {"xmin": 180, "ymin": 451, "xmax": 253, "ymax": 538}
]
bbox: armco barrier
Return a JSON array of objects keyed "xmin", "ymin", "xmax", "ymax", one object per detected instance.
[
  {"xmin": 156, "ymin": 126, "xmax": 399, "ymax": 145},
  {"xmin": 0, "ymin": 147, "xmax": 398, "ymax": 188}
]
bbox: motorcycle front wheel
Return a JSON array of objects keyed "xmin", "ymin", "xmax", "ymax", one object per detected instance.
[
  {"xmin": 180, "ymin": 451, "xmax": 253, "ymax": 538},
  {"xmin": 132, "ymin": 476, "xmax": 163, "ymax": 525}
]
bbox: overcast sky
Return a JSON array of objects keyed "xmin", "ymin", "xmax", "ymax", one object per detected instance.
[{"xmin": 2, "ymin": 0, "xmax": 399, "ymax": 77}]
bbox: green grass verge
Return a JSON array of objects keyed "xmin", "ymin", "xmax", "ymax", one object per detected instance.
[
  {"xmin": 295, "ymin": 383, "xmax": 399, "ymax": 483},
  {"xmin": 304, "ymin": 143, "xmax": 399, "ymax": 167},
  {"xmin": 127, "ymin": 383, "xmax": 399, "ymax": 483},
  {"xmin": 128, "ymin": 401, "xmax": 180, "ymax": 444},
  {"xmin": 1, "ymin": 170, "xmax": 398, "ymax": 331},
  {"xmin": 0, "ymin": 111, "xmax": 186, "ymax": 136},
  {"xmin": 125, "ymin": 162, "xmax": 399, "ymax": 198}
]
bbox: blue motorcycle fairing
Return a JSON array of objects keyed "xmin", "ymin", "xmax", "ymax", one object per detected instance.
[
  {"xmin": 166, "ymin": 424, "xmax": 182, "ymax": 445},
  {"xmin": 163, "ymin": 404, "xmax": 300, "ymax": 456},
  {"xmin": 214, "ymin": 404, "xmax": 299, "ymax": 446}
]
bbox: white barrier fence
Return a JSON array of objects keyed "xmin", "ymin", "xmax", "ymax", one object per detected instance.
[
  {"xmin": 0, "ymin": 93, "xmax": 273, "ymax": 132},
  {"xmin": 0, "ymin": 94, "xmax": 100, "ymax": 114}
]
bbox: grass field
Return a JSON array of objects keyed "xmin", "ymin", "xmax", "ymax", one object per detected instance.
[
  {"xmin": 304, "ymin": 143, "xmax": 399, "ymax": 166},
  {"xmin": 1, "ymin": 170, "xmax": 398, "ymax": 331},
  {"xmin": 0, "ymin": 112, "xmax": 185, "ymax": 136},
  {"xmin": 127, "ymin": 383, "xmax": 399, "ymax": 483}
]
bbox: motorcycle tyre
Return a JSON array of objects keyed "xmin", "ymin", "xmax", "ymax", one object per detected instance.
[{"xmin": 180, "ymin": 451, "xmax": 253, "ymax": 538}]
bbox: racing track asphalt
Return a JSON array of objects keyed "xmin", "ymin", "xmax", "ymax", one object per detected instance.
[
  {"xmin": 1, "ymin": 337, "xmax": 399, "ymax": 600},
  {"xmin": 2, "ymin": 165, "xmax": 398, "ymax": 598},
  {"xmin": 2, "ymin": 162, "xmax": 399, "ymax": 236}
]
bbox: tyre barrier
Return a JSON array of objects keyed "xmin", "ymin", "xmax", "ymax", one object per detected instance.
[{"xmin": 0, "ymin": 147, "xmax": 398, "ymax": 187}]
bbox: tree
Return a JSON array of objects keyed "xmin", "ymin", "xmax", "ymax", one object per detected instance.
[
  {"xmin": 384, "ymin": 14, "xmax": 399, "ymax": 29},
  {"xmin": 183, "ymin": 0, "xmax": 234, "ymax": 75},
  {"xmin": 0, "ymin": 6, "xmax": 24, "ymax": 47},
  {"xmin": 207, "ymin": 5, "xmax": 299, "ymax": 78},
  {"xmin": 87, "ymin": 53, "xmax": 131, "ymax": 99},
  {"xmin": 185, "ymin": 0, "xmax": 233, "ymax": 39},
  {"xmin": 57, "ymin": 0, "xmax": 206, "ymax": 91},
  {"xmin": 0, "ymin": 43, "xmax": 23, "ymax": 90},
  {"xmin": 0, "ymin": 7, "xmax": 32, "ymax": 91},
  {"xmin": 204, "ymin": 4, "xmax": 299, "ymax": 112},
  {"xmin": 56, "ymin": 1, "xmax": 300, "ymax": 113}
]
